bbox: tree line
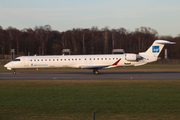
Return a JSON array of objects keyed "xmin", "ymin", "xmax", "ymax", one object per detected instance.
[{"xmin": 0, "ymin": 25, "xmax": 179, "ymax": 59}]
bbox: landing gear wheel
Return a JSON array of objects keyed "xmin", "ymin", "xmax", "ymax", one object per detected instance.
[
  {"xmin": 13, "ymin": 69, "xmax": 16, "ymax": 74},
  {"xmin": 94, "ymin": 70, "xmax": 99, "ymax": 75},
  {"xmin": 93, "ymin": 69, "xmax": 99, "ymax": 75}
]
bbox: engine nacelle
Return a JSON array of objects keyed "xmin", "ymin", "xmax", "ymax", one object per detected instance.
[{"xmin": 125, "ymin": 53, "xmax": 142, "ymax": 61}]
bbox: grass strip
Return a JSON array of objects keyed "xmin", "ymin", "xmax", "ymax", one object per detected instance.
[{"xmin": 0, "ymin": 80, "xmax": 180, "ymax": 120}]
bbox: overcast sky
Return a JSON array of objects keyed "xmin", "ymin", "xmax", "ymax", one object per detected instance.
[{"xmin": 0, "ymin": 0, "xmax": 180, "ymax": 36}]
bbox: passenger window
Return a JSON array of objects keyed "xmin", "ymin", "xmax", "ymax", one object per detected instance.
[
  {"xmin": 116, "ymin": 58, "xmax": 118, "ymax": 60},
  {"xmin": 85, "ymin": 58, "xmax": 86, "ymax": 60},
  {"xmin": 79, "ymin": 58, "xmax": 81, "ymax": 60},
  {"xmin": 97, "ymin": 58, "xmax": 99, "ymax": 60},
  {"xmin": 49, "ymin": 59, "xmax": 51, "ymax": 61},
  {"xmin": 57, "ymin": 59, "xmax": 58, "ymax": 61},
  {"xmin": 72, "ymin": 59, "xmax": 74, "ymax": 61},
  {"xmin": 113, "ymin": 58, "xmax": 114, "ymax": 60},
  {"xmin": 90, "ymin": 58, "xmax": 91, "ymax": 60},
  {"xmin": 94, "ymin": 58, "xmax": 95, "ymax": 60},
  {"xmin": 45, "ymin": 59, "xmax": 47, "ymax": 61},
  {"xmin": 64, "ymin": 59, "xmax": 66, "ymax": 61},
  {"xmin": 37, "ymin": 59, "xmax": 39, "ymax": 61},
  {"xmin": 101, "ymin": 58, "xmax": 103, "ymax": 60},
  {"xmin": 34, "ymin": 59, "xmax": 36, "ymax": 61},
  {"xmin": 61, "ymin": 59, "xmax": 62, "ymax": 61},
  {"xmin": 30, "ymin": 60, "xmax": 32, "ymax": 61},
  {"xmin": 105, "ymin": 58, "xmax": 107, "ymax": 60},
  {"xmin": 109, "ymin": 58, "xmax": 111, "ymax": 60},
  {"xmin": 68, "ymin": 59, "xmax": 70, "ymax": 61},
  {"xmin": 75, "ymin": 59, "xmax": 77, "ymax": 61},
  {"xmin": 41, "ymin": 59, "xmax": 43, "ymax": 61},
  {"xmin": 53, "ymin": 59, "xmax": 55, "ymax": 61}
]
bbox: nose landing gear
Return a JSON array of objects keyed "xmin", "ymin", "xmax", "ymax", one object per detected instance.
[{"xmin": 13, "ymin": 69, "xmax": 16, "ymax": 74}]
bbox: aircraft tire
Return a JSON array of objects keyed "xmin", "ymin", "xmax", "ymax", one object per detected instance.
[
  {"xmin": 13, "ymin": 69, "xmax": 16, "ymax": 74},
  {"xmin": 94, "ymin": 70, "xmax": 99, "ymax": 75}
]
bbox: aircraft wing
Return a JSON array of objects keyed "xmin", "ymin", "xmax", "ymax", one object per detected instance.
[
  {"xmin": 80, "ymin": 59, "xmax": 121, "ymax": 69},
  {"xmin": 80, "ymin": 65, "xmax": 109, "ymax": 69}
]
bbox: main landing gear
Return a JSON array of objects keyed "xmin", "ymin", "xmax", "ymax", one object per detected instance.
[{"xmin": 93, "ymin": 69, "xmax": 99, "ymax": 75}]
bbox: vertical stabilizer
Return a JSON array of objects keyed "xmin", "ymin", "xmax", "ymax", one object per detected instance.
[{"xmin": 139, "ymin": 40, "xmax": 175, "ymax": 57}]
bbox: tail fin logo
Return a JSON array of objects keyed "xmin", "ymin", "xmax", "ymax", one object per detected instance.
[{"xmin": 152, "ymin": 46, "xmax": 159, "ymax": 53}]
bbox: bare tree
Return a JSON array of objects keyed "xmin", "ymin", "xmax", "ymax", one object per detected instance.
[
  {"xmin": 0, "ymin": 25, "xmax": 179, "ymax": 59},
  {"xmin": 135, "ymin": 27, "xmax": 158, "ymax": 52},
  {"xmin": 34, "ymin": 25, "xmax": 52, "ymax": 55},
  {"xmin": 111, "ymin": 29, "xmax": 118, "ymax": 49},
  {"xmin": 6, "ymin": 27, "xmax": 20, "ymax": 54},
  {"xmin": 102, "ymin": 27, "xmax": 110, "ymax": 54},
  {"xmin": 0, "ymin": 26, "xmax": 4, "ymax": 54},
  {"xmin": 117, "ymin": 28, "xmax": 127, "ymax": 50},
  {"xmin": 81, "ymin": 29, "xmax": 90, "ymax": 54},
  {"xmin": 71, "ymin": 29, "xmax": 79, "ymax": 54}
]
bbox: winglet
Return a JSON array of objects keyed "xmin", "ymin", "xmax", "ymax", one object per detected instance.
[{"xmin": 112, "ymin": 59, "xmax": 121, "ymax": 66}]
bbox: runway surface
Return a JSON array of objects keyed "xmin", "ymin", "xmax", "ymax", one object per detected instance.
[{"xmin": 0, "ymin": 71, "xmax": 180, "ymax": 80}]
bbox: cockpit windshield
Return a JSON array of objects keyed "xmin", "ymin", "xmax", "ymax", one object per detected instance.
[{"xmin": 13, "ymin": 59, "xmax": 20, "ymax": 61}]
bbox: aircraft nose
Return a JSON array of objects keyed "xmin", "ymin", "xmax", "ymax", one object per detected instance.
[
  {"xmin": 4, "ymin": 63, "xmax": 8, "ymax": 68},
  {"xmin": 4, "ymin": 62, "xmax": 12, "ymax": 70},
  {"xmin": 4, "ymin": 62, "xmax": 11, "ymax": 68}
]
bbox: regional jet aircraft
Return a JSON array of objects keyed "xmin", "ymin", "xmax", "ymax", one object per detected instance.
[{"xmin": 4, "ymin": 40, "xmax": 175, "ymax": 74}]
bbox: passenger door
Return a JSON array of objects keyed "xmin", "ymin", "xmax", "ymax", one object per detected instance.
[{"xmin": 23, "ymin": 57, "xmax": 29, "ymax": 67}]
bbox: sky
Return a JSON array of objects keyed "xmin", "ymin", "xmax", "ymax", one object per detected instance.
[{"xmin": 0, "ymin": 0, "xmax": 180, "ymax": 37}]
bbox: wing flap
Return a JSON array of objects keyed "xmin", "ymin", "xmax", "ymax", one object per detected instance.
[
  {"xmin": 80, "ymin": 65, "xmax": 109, "ymax": 69},
  {"xmin": 80, "ymin": 58, "xmax": 121, "ymax": 69}
]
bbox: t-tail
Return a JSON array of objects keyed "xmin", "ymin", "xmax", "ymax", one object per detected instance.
[
  {"xmin": 139, "ymin": 40, "xmax": 175, "ymax": 57},
  {"xmin": 134, "ymin": 40, "xmax": 175, "ymax": 66}
]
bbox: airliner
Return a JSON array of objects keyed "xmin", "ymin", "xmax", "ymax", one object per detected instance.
[{"xmin": 4, "ymin": 40, "xmax": 175, "ymax": 74}]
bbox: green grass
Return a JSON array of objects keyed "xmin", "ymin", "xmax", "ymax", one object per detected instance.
[{"xmin": 0, "ymin": 80, "xmax": 180, "ymax": 120}]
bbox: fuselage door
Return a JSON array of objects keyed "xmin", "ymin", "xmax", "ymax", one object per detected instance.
[{"xmin": 23, "ymin": 57, "xmax": 29, "ymax": 67}]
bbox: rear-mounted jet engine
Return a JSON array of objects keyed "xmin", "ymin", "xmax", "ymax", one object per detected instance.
[{"xmin": 125, "ymin": 53, "xmax": 143, "ymax": 61}]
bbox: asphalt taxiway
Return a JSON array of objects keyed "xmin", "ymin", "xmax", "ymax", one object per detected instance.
[{"xmin": 0, "ymin": 71, "xmax": 180, "ymax": 80}]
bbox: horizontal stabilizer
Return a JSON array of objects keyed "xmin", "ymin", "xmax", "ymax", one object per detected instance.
[{"xmin": 155, "ymin": 41, "xmax": 175, "ymax": 44}]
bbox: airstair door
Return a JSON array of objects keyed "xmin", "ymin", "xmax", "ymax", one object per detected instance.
[{"xmin": 23, "ymin": 57, "xmax": 29, "ymax": 67}]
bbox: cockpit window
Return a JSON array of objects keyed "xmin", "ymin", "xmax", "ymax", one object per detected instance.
[{"xmin": 13, "ymin": 59, "xmax": 20, "ymax": 61}]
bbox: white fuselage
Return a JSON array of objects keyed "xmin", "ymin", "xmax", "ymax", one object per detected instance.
[{"xmin": 4, "ymin": 54, "xmax": 157, "ymax": 70}]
